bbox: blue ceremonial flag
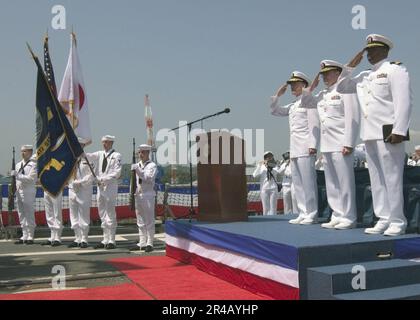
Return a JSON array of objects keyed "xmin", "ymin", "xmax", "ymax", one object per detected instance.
[{"xmin": 27, "ymin": 43, "xmax": 83, "ymax": 197}]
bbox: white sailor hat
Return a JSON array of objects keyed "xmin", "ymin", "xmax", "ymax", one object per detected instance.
[
  {"xmin": 415, "ymin": 145, "xmax": 420, "ymax": 151},
  {"xmin": 101, "ymin": 135, "xmax": 115, "ymax": 142},
  {"xmin": 78, "ymin": 137, "xmax": 90, "ymax": 145},
  {"xmin": 138, "ymin": 144, "xmax": 152, "ymax": 152},
  {"xmin": 21, "ymin": 145, "xmax": 33, "ymax": 151},
  {"xmin": 320, "ymin": 60, "xmax": 344, "ymax": 73},
  {"xmin": 264, "ymin": 151, "xmax": 274, "ymax": 158},
  {"xmin": 287, "ymin": 71, "xmax": 310, "ymax": 86},
  {"xmin": 365, "ymin": 34, "xmax": 394, "ymax": 50}
]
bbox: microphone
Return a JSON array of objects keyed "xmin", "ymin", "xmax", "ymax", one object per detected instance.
[{"xmin": 217, "ymin": 107, "xmax": 231, "ymax": 115}]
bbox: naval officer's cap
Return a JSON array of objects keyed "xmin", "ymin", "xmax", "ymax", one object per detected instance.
[
  {"xmin": 287, "ymin": 71, "xmax": 310, "ymax": 87},
  {"xmin": 365, "ymin": 34, "xmax": 394, "ymax": 50},
  {"xmin": 78, "ymin": 137, "xmax": 90, "ymax": 145},
  {"xmin": 415, "ymin": 146, "xmax": 420, "ymax": 151},
  {"xmin": 21, "ymin": 145, "xmax": 33, "ymax": 151},
  {"xmin": 101, "ymin": 135, "xmax": 115, "ymax": 142},
  {"xmin": 319, "ymin": 60, "xmax": 344, "ymax": 73}
]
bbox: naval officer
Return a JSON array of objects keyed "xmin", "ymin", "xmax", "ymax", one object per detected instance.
[
  {"xmin": 68, "ymin": 138, "xmax": 95, "ymax": 249},
  {"xmin": 337, "ymin": 34, "xmax": 412, "ymax": 236},
  {"xmin": 129, "ymin": 144, "xmax": 157, "ymax": 253},
  {"xmin": 301, "ymin": 60, "xmax": 360, "ymax": 230},
  {"xmin": 87, "ymin": 135, "xmax": 122, "ymax": 249},
  {"xmin": 270, "ymin": 72, "xmax": 320, "ymax": 225},
  {"xmin": 253, "ymin": 151, "xmax": 282, "ymax": 216},
  {"xmin": 11, "ymin": 145, "xmax": 37, "ymax": 245}
]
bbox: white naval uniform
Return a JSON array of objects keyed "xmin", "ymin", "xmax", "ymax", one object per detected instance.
[
  {"xmin": 301, "ymin": 84, "xmax": 360, "ymax": 225},
  {"xmin": 69, "ymin": 158, "xmax": 94, "ymax": 244},
  {"xmin": 253, "ymin": 163, "xmax": 281, "ymax": 216},
  {"xmin": 278, "ymin": 160, "xmax": 298, "ymax": 214},
  {"xmin": 133, "ymin": 160, "xmax": 157, "ymax": 248},
  {"xmin": 337, "ymin": 59, "xmax": 412, "ymax": 232},
  {"xmin": 89, "ymin": 150, "xmax": 122, "ymax": 245},
  {"xmin": 44, "ymin": 192, "xmax": 63, "ymax": 242},
  {"xmin": 15, "ymin": 158, "xmax": 37, "ymax": 241},
  {"xmin": 407, "ymin": 158, "xmax": 420, "ymax": 166},
  {"xmin": 271, "ymin": 96, "xmax": 320, "ymax": 222}
]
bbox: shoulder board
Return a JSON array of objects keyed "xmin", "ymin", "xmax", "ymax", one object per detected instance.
[{"xmin": 391, "ymin": 61, "xmax": 403, "ymax": 65}]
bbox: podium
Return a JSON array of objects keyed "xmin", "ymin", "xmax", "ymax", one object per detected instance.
[{"xmin": 196, "ymin": 131, "xmax": 248, "ymax": 222}]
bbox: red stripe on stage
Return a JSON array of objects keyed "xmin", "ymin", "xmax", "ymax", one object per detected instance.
[{"xmin": 166, "ymin": 244, "xmax": 299, "ymax": 300}]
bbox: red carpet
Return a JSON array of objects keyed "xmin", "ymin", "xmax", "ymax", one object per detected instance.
[
  {"xmin": 0, "ymin": 283, "xmax": 152, "ymax": 300},
  {"xmin": 0, "ymin": 256, "xmax": 270, "ymax": 300},
  {"xmin": 109, "ymin": 256, "xmax": 271, "ymax": 300}
]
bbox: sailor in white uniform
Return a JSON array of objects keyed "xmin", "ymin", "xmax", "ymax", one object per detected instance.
[
  {"xmin": 253, "ymin": 152, "xmax": 282, "ymax": 216},
  {"xmin": 88, "ymin": 135, "xmax": 122, "ymax": 249},
  {"xmin": 42, "ymin": 192, "xmax": 63, "ymax": 246},
  {"xmin": 68, "ymin": 138, "xmax": 94, "ymax": 249},
  {"xmin": 129, "ymin": 144, "xmax": 158, "ymax": 253},
  {"xmin": 278, "ymin": 152, "xmax": 298, "ymax": 215},
  {"xmin": 337, "ymin": 34, "xmax": 412, "ymax": 236},
  {"xmin": 11, "ymin": 145, "xmax": 37, "ymax": 245},
  {"xmin": 271, "ymin": 72, "xmax": 320, "ymax": 225},
  {"xmin": 301, "ymin": 60, "xmax": 360, "ymax": 230},
  {"xmin": 407, "ymin": 146, "xmax": 420, "ymax": 166}
]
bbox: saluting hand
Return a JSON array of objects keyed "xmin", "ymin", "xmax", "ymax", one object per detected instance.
[
  {"xmin": 347, "ymin": 49, "xmax": 365, "ymax": 68},
  {"xmin": 276, "ymin": 83, "xmax": 288, "ymax": 97},
  {"xmin": 309, "ymin": 74, "xmax": 320, "ymax": 93}
]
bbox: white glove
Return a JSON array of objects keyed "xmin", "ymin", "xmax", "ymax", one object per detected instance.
[
  {"xmin": 131, "ymin": 164, "xmax": 138, "ymax": 171},
  {"xmin": 10, "ymin": 170, "xmax": 17, "ymax": 177},
  {"xmin": 73, "ymin": 181, "xmax": 81, "ymax": 188}
]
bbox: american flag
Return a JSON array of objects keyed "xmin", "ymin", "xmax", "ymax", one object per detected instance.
[{"xmin": 44, "ymin": 35, "xmax": 57, "ymax": 96}]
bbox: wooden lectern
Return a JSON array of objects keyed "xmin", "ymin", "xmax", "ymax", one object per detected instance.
[{"xmin": 196, "ymin": 131, "xmax": 248, "ymax": 222}]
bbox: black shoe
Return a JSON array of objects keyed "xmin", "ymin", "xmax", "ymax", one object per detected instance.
[
  {"xmin": 145, "ymin": 245, "xmax": 154, "ymax": 253},
  {"xmin": 14, "ymin": 240, "xmax": 25, "ymax": 245},
  {"xmin": 129, "ymin": 246, "xmax": 141, "ymax": 251},
  {"xmin": 41, "ymin": 240, "xmax": 52, "ymax": 246},
  {"xmin": 106, "ymin": 243, "xmax": 116, "ymax": 250},
  {"xmin": 68, "ymin": 242, "xmax": 80, "ymax": 248},
  {"xmin": 80, "ymin": 242, "xmax": 88, "ymax": 249},
  {"xmin": 94, "ymin": 243, "xmax": 106, "ymax": 249},
  {"xmin": 51, "ymin": 241, "xmax": 62, "ymax": 247},
  {"xmin": 26, "ymin": 240, "xmax": 34, "ymax": 245}
]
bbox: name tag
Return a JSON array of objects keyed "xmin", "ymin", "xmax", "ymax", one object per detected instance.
[{"xmin": 377, "ymin": 73, "xmax": 388, "ymax": 79}]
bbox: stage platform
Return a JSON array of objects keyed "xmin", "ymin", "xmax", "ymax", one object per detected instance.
[{"xmin": 165, "ymin": 215, "xmax": 420, "ymax": 300}]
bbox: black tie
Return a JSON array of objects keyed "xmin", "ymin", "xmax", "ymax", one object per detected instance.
[
  {"xmin": 102, "ymin": 155, "xmax": 108, "ymax": 173},
  {"xmin": 21, "ymin": 163, "xmax": 24, "ymax": 175}
]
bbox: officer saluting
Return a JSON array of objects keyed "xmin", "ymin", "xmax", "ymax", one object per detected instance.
[
  {"xmin": 337, "ymin": 34, "xmax": 412, "ymax": 236},
  {"xmin": 11, "ymin": 145, "xmax": 37, "ymax": 245},
  {"xmin": 301, "ymin": 60, "xmax": 360, "ymax": 230},
  {"xmin": 270, "ymin": 72, "xmax": 320, "ymax": 225},
  {"xmin": 129, "ymin": 144, "xmax": 157, "ymax": 253},
  {"xmin": 87, "ymin": 135, "xmax": 122, "ymax": 249}
]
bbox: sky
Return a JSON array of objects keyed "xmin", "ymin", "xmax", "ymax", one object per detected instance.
[{"xmin": 0, "ymin": 0, "xmax": 419, "ymax": 174}]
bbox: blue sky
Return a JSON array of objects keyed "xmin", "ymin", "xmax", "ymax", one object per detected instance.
[{"xmin": 0, "ymin": 0, "xmax": 419, "ymax": 174}]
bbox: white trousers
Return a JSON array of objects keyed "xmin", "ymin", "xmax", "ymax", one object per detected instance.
[
  {"xmin": 44, "ymin": 193, "xmax": 63, "ymax": 242},
  {"xmin": 291, "ymin": 156, "xmax": 318, "ymax": 220},
  {"xmin": 260, "ymin": 188, "xmax": 278, "ymax": 216},
  {"xmin": 365, "ymin": 140, "xmax": 407, "ymax": 230},
  {"xmin": 69, "ymin": 186, "xmax": 92, "ymax": 243},
  {"xmin": 322, "ymin": 152, "xmax": 357, "ymax": 225},
  {"xmin": 135, "ymin": 196, "xmax": 156, "ymax": 247},
  {"xmin": 97, "ymin": 187, "xmax": 118, "ymax": 245},
  {"xmin": 16, "ymin": 188, "xmax": 36, "ymax": 241},
  {"xmin": 283, "ymin": 183, "xmax": 298, "ymax": 215}
]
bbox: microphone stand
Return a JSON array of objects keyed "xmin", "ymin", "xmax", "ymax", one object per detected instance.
[{"xmin": 170, "ymin": 108, "xmax": 231, "ymax": 222}]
